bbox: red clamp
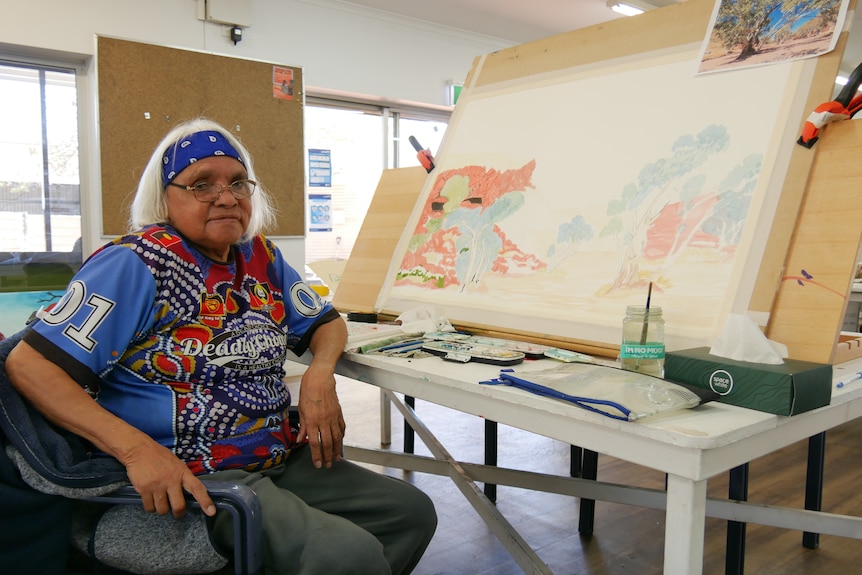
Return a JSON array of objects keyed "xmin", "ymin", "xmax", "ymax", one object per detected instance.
[
  {"xmin": 408, "ymin": 135, "xmax": 435, "ymax": 173},
  {"xmin": 798, "ymin": 62, "xmax": 862, "ymax": 148}
]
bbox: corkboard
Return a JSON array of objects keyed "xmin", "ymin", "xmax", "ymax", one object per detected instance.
[{"xmin": 96, "ymin": 36, "xmax": 304, "ymax": 236}]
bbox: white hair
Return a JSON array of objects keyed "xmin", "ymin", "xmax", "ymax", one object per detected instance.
[{"xmin": 129, "ymin": 117, "xmax": 276, "ymax": 240}]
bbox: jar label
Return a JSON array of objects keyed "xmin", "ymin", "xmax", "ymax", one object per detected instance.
[{"xmin": 620, "ymin": 343, "xmax": 665, "ymax": 359}]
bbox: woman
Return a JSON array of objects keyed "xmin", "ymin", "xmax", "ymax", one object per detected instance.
[{"xmin": 6, "ymin": 118, "xmax": 436, "ymax": 574}]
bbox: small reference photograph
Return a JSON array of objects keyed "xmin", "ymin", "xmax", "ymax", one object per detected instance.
[{"xmin": 698, "ymin": 0, "xmax": 848, "ymax": 74}]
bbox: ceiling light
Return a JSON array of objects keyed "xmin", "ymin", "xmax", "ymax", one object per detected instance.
[
  {"xmin": 607, "ymin": 0, "xmax": 656, "ymax": 16},
  {"xmin": 609, "ymin": 2, "xmax": 644, "ymax": 16},
  {"xmin": 835, "ymin": 75, "xmax": 862, "ymax": 90}
]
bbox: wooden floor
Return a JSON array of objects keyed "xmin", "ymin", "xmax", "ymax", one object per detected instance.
[{"xmin": 335, "ymin": 375, "xmax": 862, "ymax": 575}]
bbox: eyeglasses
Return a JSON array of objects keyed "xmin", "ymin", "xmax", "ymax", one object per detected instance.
[{"xmin": 167, "ymin": 179, "xmax": 257, "ymax": 202}]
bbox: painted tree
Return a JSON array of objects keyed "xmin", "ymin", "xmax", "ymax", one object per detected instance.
[
  {"xmin": 546, "ymin": 215, "xmax": 594, "ymax": 271},
  {"xmin": 713, "ymin": 0, "xmax": 840, "ymax": 60},
  {"xmin": 656, "ymin": 152, "xmax": 762, "ymax": 270},
  {"xmin": 396, "ymin": 162, "xmax": 542, "ymax": 290},
  {"xmin": 599, "ymin": 125, "xmax": 729, "ymax": 291},
  {"xmin": 448, "ymin": 192, "xmax": 525, "ymax": 290},
  {"xmin": 700, "ymin": 153, "xmax": 762, "ymax": 252}
]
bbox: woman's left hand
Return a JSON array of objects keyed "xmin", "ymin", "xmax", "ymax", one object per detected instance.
[{"xmin": 297, "ymin": 362, "xmax": 345, "ymax": 469}]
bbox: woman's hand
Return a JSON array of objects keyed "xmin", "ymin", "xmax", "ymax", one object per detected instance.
[
  {"xmin": 120, "ymin": 437, "xmax": 215, "ymax": 518},
  {"xmin": 6, "ymin": 341, "xmax": 215, "ymax": 518},
  {"xmin": 298, "ymin": 316, "xmax": 349, "ymax": 469},
  {"xmin": 298, "ymin": 362, "xmax": 345, "ymax": 468}
]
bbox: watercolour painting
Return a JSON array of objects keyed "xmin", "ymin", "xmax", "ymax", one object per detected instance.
[{"xmin": 376, "ymin": 48, "xmax": 812, "ymax": 351}]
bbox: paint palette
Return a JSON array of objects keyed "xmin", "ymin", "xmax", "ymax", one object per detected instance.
[
  {"xmin": 423, "ymin": 331, "xmax": 552, "ymax": 359},
  {"xmin": 543, "ymin": 348, "xmax": 596, "ymax": 364},
  {"xmin": 421, "ymin": 340, "xmax": 526, "ymax": 366}
]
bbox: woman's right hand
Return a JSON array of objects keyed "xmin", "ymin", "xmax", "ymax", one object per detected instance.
[
  {"xmin": 6, "ymin": 340, "xmax": 215, "ymax": 519},
  {"xmin": 120, "ymin": 438, "xmax": 216, "ymax": 518}
]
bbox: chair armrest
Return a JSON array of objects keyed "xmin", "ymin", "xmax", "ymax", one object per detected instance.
[{"xmin": 89, "ymin": 481, "xmax": 263, "ymax": 575}]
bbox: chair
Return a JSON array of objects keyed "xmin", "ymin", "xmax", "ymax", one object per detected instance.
[
  {"xmin": 73, "ymin": 482, "xmax": 263, "ymax": 575},
  {"xmin": 0, "ymin": 326, "xmax": 264, "ymax": 575}
]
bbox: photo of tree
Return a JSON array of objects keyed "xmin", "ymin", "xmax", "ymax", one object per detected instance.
[{"xmin": 698, "ymin": 0, "xmax": 847, "ymax": 73}]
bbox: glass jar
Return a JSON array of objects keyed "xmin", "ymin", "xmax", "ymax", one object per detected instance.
[{"xmin": 620, "ymin": 305, "xmax": 665, "ymax": 378}]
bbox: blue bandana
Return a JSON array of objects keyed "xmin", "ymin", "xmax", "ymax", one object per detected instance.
[{"xmin": 161, "ymin": 130, "xmax": 244, "ymax": 187}]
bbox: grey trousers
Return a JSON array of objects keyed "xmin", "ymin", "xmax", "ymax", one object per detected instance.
[{"xmin": 203, "ymin": 445, "xmax": 437, "ymax": 575}]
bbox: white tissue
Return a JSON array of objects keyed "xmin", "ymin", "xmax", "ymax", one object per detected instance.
[
  {"xmin": 709, "ymin": 313, "xmax": 787, "ymax": 365},
  {"xmin": 396, "ymin": 305, "xmax": 454, "ymax": 334}
]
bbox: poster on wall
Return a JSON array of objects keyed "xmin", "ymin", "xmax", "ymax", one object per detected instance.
[
  {"xmin": 272, "ymin": 66, "xmax": 295, "ymax": 100},
  {"xmin": 308, "ymin": 149, "xmax": 332, "ymax": 187},
  {"xmin": 308, "ymin": 193, "xmax": 333, "ymax": 233}
]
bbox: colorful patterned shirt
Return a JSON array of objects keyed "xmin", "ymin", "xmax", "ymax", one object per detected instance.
[{"xmin": 24, "ymin": 224, "xmax": 339, "ymax": 474}]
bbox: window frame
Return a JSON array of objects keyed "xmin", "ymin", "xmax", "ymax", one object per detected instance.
[
  {"xmin": 0, "ymin": 47, "xmax": 92, "ymax": 293},
  {"xmin": 302, "ymin": 91, "xmax": 451, "ymax": 265}
]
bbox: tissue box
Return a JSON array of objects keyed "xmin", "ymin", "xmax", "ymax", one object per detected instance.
[{"xmin": 664, "ymin": 347, "xmax": 832, "ymax": 416}]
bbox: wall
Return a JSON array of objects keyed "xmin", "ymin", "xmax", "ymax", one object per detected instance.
[{"xmin": 0, "ymin": 0, "xmax": 511, "ymax": 267}]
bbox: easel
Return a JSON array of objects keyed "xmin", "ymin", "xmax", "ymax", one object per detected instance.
[
  {"xmin": 335, "ymin": 0, "xmax": 856, "ymax": 362},
  {"xmin": 330, "ymin": 4, "xmax": 862, "ymax": 572},
  {"xmin": 334, "ymin": 0, "xmax": 856, "ymax": 360}
]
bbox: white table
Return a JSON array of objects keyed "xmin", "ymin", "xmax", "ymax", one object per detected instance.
[{"xmin": 311, "ymin": 351, "xmax": 862, "ymax": 575}]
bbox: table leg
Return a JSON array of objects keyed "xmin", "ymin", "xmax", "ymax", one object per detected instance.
[
  {"xmin": 571, "ymin": 445, "xmax": 583, "ymax": 477},
  {"xmin": 383, "ymin": 389, "xmax": 554, "ymax": 574},
  {"xmin": 725, "ymin": 463, "xmax": 749, "ymax": 575},
  {"xmin": 803, "ymin": 432, "xmax": 826, "ymax": 549},
  {"xmin": 404, "ymin": 395, "xmax": 415, "ymax": 454},
  {"xmin": 579, "ymin": 449, "xmax": 598, "ymax": 535},
  {"xmin": 664, "ymin": 474, "xmax": 707, "ymax": 575},
  {"xmin": 379, "ymin": 388, "xmax": 391, "ymax": 446},
  {"xmin": 485, "ymin": 419, "xmax": 498, "ymax": 502}
]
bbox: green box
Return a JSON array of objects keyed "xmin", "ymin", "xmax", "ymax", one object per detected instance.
[{"xmin": 664, "ymin": 347, "xmax": 832, "ymax": 416}]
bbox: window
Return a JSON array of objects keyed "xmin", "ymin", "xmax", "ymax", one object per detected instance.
[
  {"xmin": 304, "ymin": 97, "xmax": 449, "ymax": 266},
  {"xmin": 391, "ymin": 114, "xmax": 447, "ymax": 172},
  {"xmin": 304, "ymin": 103, "xmax": 385, "ymax": 263},
  {"xmin": 0, "ymin": 60, "xmax": 82, "ymax": 293}
]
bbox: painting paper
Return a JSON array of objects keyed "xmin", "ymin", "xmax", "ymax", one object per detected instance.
[{"xmin": 377, "ymin": 47, "xmax": 808, "ymax": 351}]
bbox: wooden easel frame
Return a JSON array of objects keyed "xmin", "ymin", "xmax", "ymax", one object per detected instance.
[{"xmin": 335, "ymin": 0, "xmax": 854, "ymax": 360}]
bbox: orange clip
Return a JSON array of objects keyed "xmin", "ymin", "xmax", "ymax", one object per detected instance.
[{"xmin": 417, "ymin": 149, "xmax": 435, "ymax": 172}]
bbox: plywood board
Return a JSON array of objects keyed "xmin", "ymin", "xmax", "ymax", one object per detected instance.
[
  {"xmin": 767, "ymin": 120, "xmax": 862, "ymax": 363},
  {"xmin": 332, "ymin": 166, "xmax": 428, "ymax": 313},
  {"xmin": 749, "ymin": 30, "xmax": 850, "ymax": 317},
  {"xmin": 466, "ymin": 0, "xmax": 714, "ymax": 87}
]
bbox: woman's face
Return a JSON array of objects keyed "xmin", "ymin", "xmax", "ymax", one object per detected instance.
[{"xmin": 165, "ymin": 155, "xmax": 252, "ymax": 261}]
